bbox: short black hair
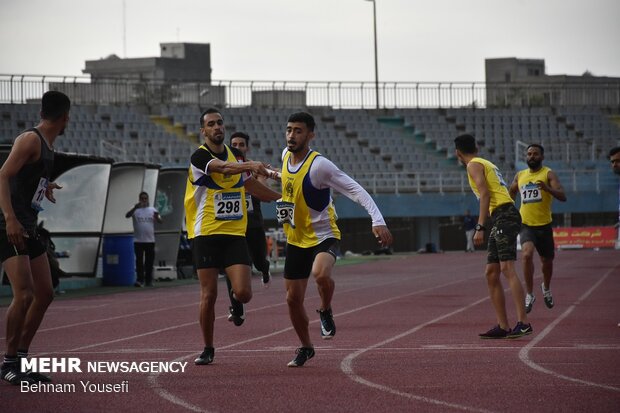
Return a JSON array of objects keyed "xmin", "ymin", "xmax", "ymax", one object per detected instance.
[
  {"xmin": 41, "ymin": 91, "xmax": 70, "ymax": 121},
  {"xmin": 230, "ymin": 131, "xmax": 250, "ymax": 144},
  {"xmin": 139, "ymin": 191, "xmax": 148, "ymax": 199},
  {"xmin": 200, "ymin": 108, "xmax": 221, "ymax": 127},
  {"xmin": 527, "ymin": 143, "xmax": 545, "ymax": 155},
  {"xmin": 287, "ymin": 112, "xmax": 315, "ymax": 132},
  {"xmin": 454, "ymin": 134, "xmax": 477, "ymax": 154},
  {"xmin": 609, "ymin": 146, "xmax": 620, "ymax": 158}
]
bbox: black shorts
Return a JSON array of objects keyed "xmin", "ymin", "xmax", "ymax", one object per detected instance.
[
  {"xmin": 191, "ymin": 235, "xmax": 251, "ymax": 270},
  {"xmin": 284, "ymin": 238, "xmax": 340, "ymax": 280},
  {"xmin": 0, "ymin": 229, "xmax": 46, "ymax": 263},
  {"xmin": 487, "ymin": 203, "xmax": 522, "ymax": 264},
  {"xmin": 520, "ymin": 224, "xmax": 555, "ymax": 259}
]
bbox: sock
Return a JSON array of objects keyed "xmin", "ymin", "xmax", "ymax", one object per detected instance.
[
  {"xmin": 17, "ymin": 350, "xmax": 28, "ymax": 359},
  {"xmin": 2, "ymin": 354, "xmax": 18, "ymax": 369}
]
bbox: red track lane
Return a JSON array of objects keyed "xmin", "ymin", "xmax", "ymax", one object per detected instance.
[{"xmin": 1, "ymin": 249, "xmax": 619, "ymax": 412}]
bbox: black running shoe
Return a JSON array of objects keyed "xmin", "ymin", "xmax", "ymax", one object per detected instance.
[
  {"xmin": 317, "ymin": 308, "xmax": 336, "ymax": 340},
  {"xmin": 479, "ymin": 325, "xmax": 510, "ymax": 339},
  {"xmin": 228, "ymin": 303, "xmax": 245, "ymax": 326},
  {"xmin": 226, "ymin": 277, "xmax": 245, "ymax": 326},
  {"xmin": 541, "ymin": 283, "xmax": 554, "ymax": 309},
  {"xmin": 1, "ymin": 364, "xmax": 36, "ymax": 385},
  {"xmin": 287, "ymin": 347, "xmax": 315, "ymax": 367},
  {"xmin": 261, "ymin": 271, "xmax": 271, "ymax": 289},
  {"xmin": 194, "ymin": 347, "xmax": 214, "ymax": 365},
  {"xmin": 26, "ymin": 371, "xmax": 52, "ymax": 383},
  {"xmin": 506, "ymin": 322, "xmax": 533, "ymax": 339}
]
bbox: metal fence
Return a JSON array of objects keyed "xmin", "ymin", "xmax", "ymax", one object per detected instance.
[
  {"xmin": 1, "ymin": 74, "xmax": 619, "ymax": 109},
  {"xmin": 354, "ymin": 169, "xmax": 615, "ymax": 195}
]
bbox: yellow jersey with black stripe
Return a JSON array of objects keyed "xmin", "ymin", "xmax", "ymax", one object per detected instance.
[
  {"xmin": 184, "ymin": 144, "xmax": 247, "ymax": 238},
  {"xmin": 517, "ymin": 166, "xmax": 553, "ymax": 226},
  {"xmin": 278, "ymin": 150, "xmax": 341, "ymax": 248},
  {"xmin": 467, "ymin": 157, "xmax": 514, "ymax": 214}
]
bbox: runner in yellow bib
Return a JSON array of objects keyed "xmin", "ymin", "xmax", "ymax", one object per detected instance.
[
  {"xmin": 454, "ymin": 134, "xmax": 531, "ymax": 339},
  {"xmin": 185, "ymin": 108, "xmax": 280, "ymax": 366},
  {"xmin": 277, "ymin": 112, "xmax": 393, "ymax": 367},
  {"xmin": 509, "ymin": 144, "xmax": 566, "ymax": 313}
]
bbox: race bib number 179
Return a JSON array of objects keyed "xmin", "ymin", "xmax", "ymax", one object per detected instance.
[{"xmin": 521, "ymin": 183, "xmax": 542, "ymax": 204}]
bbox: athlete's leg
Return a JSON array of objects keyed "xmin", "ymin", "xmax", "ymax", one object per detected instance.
[
  {"xmin": 285, "ymin": 278, "xmax": 312, "ymax": 347},
  {"xmin": 246, "ymin": 228, "xmax": 269, "ymax": 274},
  {"xmin": 501, "ymin": 260, "xmax": 528, "ymax": 323},
  {"xmin": 3, "ymin": 256, "xmax": 34, "ymax": 356},
  {"xmin": 541, "ymin": 256, "xmax": 553, "ymax": 290},
  {"xmin": 197, "ymin": 268, "xmax": 218, "ymax": 347},
  {"xmin": 521, "ymin": 241, "xmax": 536, "ymax": 294},
  {"xmin": 18, "ymin": 253, "xmax": 54, "ymax": 352},
  {"xmin": 485, "ymin": 263, "xmax": 510, "ymax": 330},
  {"xmin": 311, "ymin": 252, "xmax": 336, "ymax": 312},
  {"xmin": 225, "ymin": 264, "xmax": 253, "ymax": 303}
]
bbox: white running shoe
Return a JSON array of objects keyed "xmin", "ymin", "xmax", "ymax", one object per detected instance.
[{"xmin": 525, "ymin": 293, "xmax": 536, "ymax": 314}]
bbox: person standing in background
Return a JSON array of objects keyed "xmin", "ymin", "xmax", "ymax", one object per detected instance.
[
  {"xmin": 126, "ymin": 191, "xmax": 162, "ymax": 287},
  {"xmin": 463, "ymin": 209, "xmax": 476, "ymax": 252}
]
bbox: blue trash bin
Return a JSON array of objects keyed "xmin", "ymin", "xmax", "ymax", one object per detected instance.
[{"xmin": 102, "ymin": 234, "xmax": 135, "ymax": 286}]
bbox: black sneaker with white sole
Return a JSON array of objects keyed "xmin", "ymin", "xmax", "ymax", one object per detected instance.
[
  {"xmin": 506, "ymin": 322, "xmax": 533, "ymax": 339},
  {"xmin": 1, "ymin": 364, "xmax": 36, "ymax": 386},
  {"xmin": 194, "ymin": 347, "xmax": 214, "ymax": 365},
  {"xmin": 228, "ymin": 302, "xmax": 245, "ymax": 326},
  {"xmin": 226, "ymin": 277, "xmax": 245, "ymax": 326},
  {"xmin": 287, "ymin": 347, "xmax": 315, "ymax": 367},
  {"xmin": 317, "ymin": 308, "xmax": 336, "ymax": 339},
  {"xmin": 541, "ymin": 283, "xmax": 554, "ymax": 309},
  {"xmin": 261, "ymin": 271, "xmax": 271, "ymax": 289}
]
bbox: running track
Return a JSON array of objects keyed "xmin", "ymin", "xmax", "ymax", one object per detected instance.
[{"xmin": 1, "ymin": 249, "xmax": 619, "ymax": 412}]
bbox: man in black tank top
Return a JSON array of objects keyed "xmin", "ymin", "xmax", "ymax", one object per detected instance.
[{"xmin": 0, "ymin": 91, "xmax": 70, "ymax": 386}]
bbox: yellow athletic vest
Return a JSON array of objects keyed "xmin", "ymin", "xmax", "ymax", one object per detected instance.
[
  {"xmin": 278, "ymin": 150, "xmax": 341, "ymax": 248},
  {"xmin": 467, "ymin": 157, "xmax": 514, "ymax": 214},
  {"xmin": 184, "ymin": 145, "xmax": 247, "ymax": 238},
  {"xmin": 517, "ymin": 166, "xmax": 553, "ymax": 226}
]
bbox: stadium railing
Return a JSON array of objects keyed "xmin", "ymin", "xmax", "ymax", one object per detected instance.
[{"xmin": 1, "ymin": 75, "xmax": 619, "ymax": 109}]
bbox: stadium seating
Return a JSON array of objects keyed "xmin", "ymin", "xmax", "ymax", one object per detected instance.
[{"xmin": 1, "ymin": 103, "xmax": 618, "ymax": 193}]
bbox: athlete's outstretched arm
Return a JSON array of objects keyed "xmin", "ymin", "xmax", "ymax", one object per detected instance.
[
  {"xmin": 315, "ymin": 158, "xmax": 392, "ymax": 247},
  {"xmin": 244, "ymin": 177, "xmax": 280, "ymax": 202}
]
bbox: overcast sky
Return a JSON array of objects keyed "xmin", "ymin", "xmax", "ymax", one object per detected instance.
[{"xmin": 1, "ymin": 0, "xmax": 619, "ymax": 82}]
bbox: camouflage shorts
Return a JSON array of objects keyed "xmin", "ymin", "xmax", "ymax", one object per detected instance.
[{"xmin": 487, "ymin": 203, "xmax": 522, "ymax": 264}]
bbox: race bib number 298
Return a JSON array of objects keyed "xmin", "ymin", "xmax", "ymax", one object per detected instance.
[
  {"xmin": 214, "ymin": 192, "xmax": 243, "ymax": 220},
  {"xmin": 276, "ymin": 200, "xmax": 295, "ymax": 228}
]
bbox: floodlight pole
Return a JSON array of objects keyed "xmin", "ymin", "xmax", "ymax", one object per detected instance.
[{"xmin": 366, "ymin": 0, "xmax": 379, "ymax": 109}]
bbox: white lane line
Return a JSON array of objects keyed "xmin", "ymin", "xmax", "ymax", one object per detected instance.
[
  {"xmin": 1, "ymin": 268, "xmax": 424, "ymax": 341},
  {"xmin": 340, "ymin": 296, "xmax": 495, "ymax": 413},
  {"xmin": 518, "ymin": 265, "xmax": 620, "ymax": 392},
  {"xmin": 148, "ymin": 273, "xmax": 484, "ymax": 412},
  {"xmin": 0, "ymin": 301, "xmax": 199, "ymax": 340},
  {"xmin": 64, "ymin": 271, "xmax": 451, "ymax": 352}
]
